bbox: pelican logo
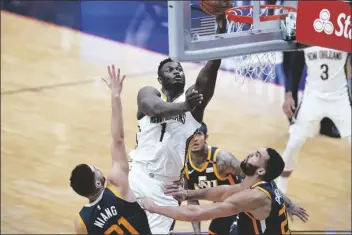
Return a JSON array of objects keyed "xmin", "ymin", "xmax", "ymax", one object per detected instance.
[{"xmin": 314, "ymin": 9, "xmax": 334, "ymax": 34}]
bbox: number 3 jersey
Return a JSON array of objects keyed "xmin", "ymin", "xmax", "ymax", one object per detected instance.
[
  {"xmin": 133, "ymin": 92, "xmax": 201, "ymax": 181},
  {"xmin": 184, "ymin": 145, "xmax": 241, "ymax": 189},
  {"xmin": 78, "ymin": 185, "xmax": 151, "ymax": 235},
  {"xmin": 303, "ymin": 46, "xmax": 350, "ymax": 98},
  {"xmin": 238, "ymin": 181, "xmax": 290, "ymax": 235}
]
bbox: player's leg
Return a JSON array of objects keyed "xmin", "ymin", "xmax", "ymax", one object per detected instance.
[
  {"xmin": 208, "ymin": 215, "xmax": 237, "ymax": 235},
  {"xmin": 326, "ymin": 93, "xmax": 352, "ymax": 144},
  {"xmin": 129, "ymin": 162, "xmax": 178, "ymax": 234},
  {"xmin": 277, "ymin": 92, "xmax": 321, "ymax": 193}
]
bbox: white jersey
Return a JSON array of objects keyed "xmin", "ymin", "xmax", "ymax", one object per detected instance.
[
  {"xmin": 133, "ymin": 92, "xmax": 201, "ymax": 181},
  {"xmin": 303, "ymin": 46, "xmax": 350, "ymax": 99}
]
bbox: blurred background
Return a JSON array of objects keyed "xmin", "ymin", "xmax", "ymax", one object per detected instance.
[{"xmin": 1, "ymin": 0, "xmax": 308, "ymax": 88}]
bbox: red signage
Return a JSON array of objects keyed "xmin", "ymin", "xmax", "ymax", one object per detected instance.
[{"xmin": 296, "ymin": 0, "xmax": 352, "ymax": 52}]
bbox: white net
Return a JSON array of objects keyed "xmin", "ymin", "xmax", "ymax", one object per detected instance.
[{"xmin": 225, "ymin": 5, "xmax": 294, "ymax": 83}]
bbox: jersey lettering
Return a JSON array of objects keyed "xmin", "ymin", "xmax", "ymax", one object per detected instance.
[
  {"xmin": 320, "ymin": 64, "xmax": 329, "ymax": 80},
  {"xmin": 274, "ymin": 189, "xmax": 283, "ymax": 205},
  {"xmin": 94, "ymin": 206, "xmax": 118, "ymax": 228},
  {"xmin": 150, "ymin": 113, "xmax": 186, "ymax": 124},
  {"xmin": 197, "ymin": 176, "xmax": 218, "ymax": 189},
  {"xmin": 303, "ymin": 46, "xmax": 348, "ymax": 96}
]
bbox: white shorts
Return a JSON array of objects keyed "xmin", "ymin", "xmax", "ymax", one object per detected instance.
[
  {"xmin": 129, "ymin": 161, "xmax": 179, "ymax": 234},
  {"xmin": 290, "ymin": 91, "xmax": 352, "ymax": 138}
]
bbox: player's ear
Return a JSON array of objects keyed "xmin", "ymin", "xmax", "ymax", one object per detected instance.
[
  {"xmin": 96, "ymin": 180, "xmax": 103, "ymax": 189},
  {"xmin": 205, "ymin": 134, "xmax": 209, "ymax": 141},
  {"xmin": 157, "ymin": 76, "xmax": 163, "ymax": 85},
  {"xmin": 257, "ymin": 167, "xmax": 266, "ymax": 177}
]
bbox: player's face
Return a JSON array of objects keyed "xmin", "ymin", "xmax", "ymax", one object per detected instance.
[
  {"xmin": 192, "ymin": 132, "xmax": 207, "ymax": 152},
  {"xmin": 159, "ymin": 62, "xmax": 185, "ymax": 90},
  {"xmin": 240, "ymin": 149, "xmax": 268, "ymax": 177}
]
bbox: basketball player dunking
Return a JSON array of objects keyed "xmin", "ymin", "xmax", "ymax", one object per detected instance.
[
  {"xmin": 70, "ymin": 66, "xmax": 151, "ymax": 235},
  {"xmin": 129, "ymin": 14, "xmax": 227, "ymax": 234},
  {"xmin": 184, "ymin": 122, "xmax": 243, "ymax": 235},
  {"xmin": 277, "ymin": 46, "xmax": 351, "ymax": 193},
  {"xmin": 141, "ymin": 148, "xmax": 309, "ymax": 235}
]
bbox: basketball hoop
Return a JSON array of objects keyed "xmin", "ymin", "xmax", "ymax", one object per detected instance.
[
  {"xmin": 224, "ymin": 4, "xmax": 297, "ymax": 83},
  {"xmin": 225, "ymin": 5, "xmax": 297, "ymax": 25}
]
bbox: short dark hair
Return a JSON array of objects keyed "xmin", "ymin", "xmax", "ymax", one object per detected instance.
[
  {"xmin": 158, "ymin": 58, "xmax": 177, "ymax": 77},
  {"xmin": 194, "ymin": 122, "xmax": 208, "ymax": 135},
  {"xmin": 262, "ymin": 148, "xmax": 285, "ymax": 181},
  {"xmin": 70, "ymin": 164, "xmax": 96, "ymax": 197}
]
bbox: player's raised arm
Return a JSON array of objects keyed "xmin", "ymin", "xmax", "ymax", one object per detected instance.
[
  {"xmin": 191, "ymin": 14, "xmax": 227, "ymax": 122},
  {"xmin": 142, "ymin": 188, "xmax": 270, "ymax": 222},
  {"xmin": 102, "ymin": 65, "xmax": 134, "ymax": 200}
]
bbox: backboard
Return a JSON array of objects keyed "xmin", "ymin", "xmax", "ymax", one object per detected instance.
[{"xmin": 167, "ymin": 0, "xmax": 300, "ymax": 62}]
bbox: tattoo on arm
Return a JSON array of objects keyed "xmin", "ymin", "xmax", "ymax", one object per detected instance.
[
  {"xmin": 279, "ymin": 189, "xmax": 294, "ymax": 209},
  {"xmin": 216, "ymin": 151, "xmax": 245, "ymax": 179}
]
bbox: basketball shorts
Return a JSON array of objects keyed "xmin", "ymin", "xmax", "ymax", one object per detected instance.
[
  {"xmin": 290, "ymin": 91, "xmax": 351, "ymax": 138},
  {"xmin": 129, "ymin": 161, "xmax": 179, "ymax": 234},
  {"xmin": 208, "ymin": 215, "xmax": 238, "ymax": 235}
]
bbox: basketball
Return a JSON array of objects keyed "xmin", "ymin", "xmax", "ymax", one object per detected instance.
[{"xmin": 200, "ymin": 0, "xmax": 233, "ymax": 16}]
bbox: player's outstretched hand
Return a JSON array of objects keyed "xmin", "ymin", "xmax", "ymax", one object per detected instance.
[
  {"xmin": 139, "ymin": 197, "xmax": 157, "ymax": 213},
  {"xmin": 184, "ymin": 89, "xmax": 203, "ymax": 111},
  {"xmin": 164, "ymin": 183, "xmax": 188, "ymax": 202},
  {"xmin": 287, "ymin": 204, "xmax": 309, "ymax": 223},
  {"xmin": 102, "ymin": 65, "xmax": 126, "ymax": 97}
]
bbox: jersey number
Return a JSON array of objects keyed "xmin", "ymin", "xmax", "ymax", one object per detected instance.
[
  {"xmin": 279, "ymin": 205, "xmax": 290, "ymax": 234},
  {"xmin": 159, "ymin": 123, "xmax": 167, "ymax": 142},
  {"xmin": 320, "ymin": 64, "xmax": 329, "ymax": 80},
  {"xmin": 104, "ymin": 217, "xmax": 138, "ymax": 235}
]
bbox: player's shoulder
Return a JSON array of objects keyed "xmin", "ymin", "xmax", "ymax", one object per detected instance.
[
  {"xmin": 138, "ymin": 86, "xmax": 160, "ymax": 94},
  {"xmin": 215, "ymin": 149, "xmax": 233, "ymax": 161},
  {"xmin": 137, "ymin": 86, "xmax": 161, "ymax": 99}
]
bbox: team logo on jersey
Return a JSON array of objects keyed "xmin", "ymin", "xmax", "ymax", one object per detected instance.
[{"xmin": 313, "ymin": 9, "xmax": 352, "ymax": 39}]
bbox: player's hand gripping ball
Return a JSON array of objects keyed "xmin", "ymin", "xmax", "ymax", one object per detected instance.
[{"xmin": 200, "ymin": 0, "xmax": 233, "ymax": 16}]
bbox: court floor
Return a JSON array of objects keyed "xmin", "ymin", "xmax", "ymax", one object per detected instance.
[{"xmin": 1, "ymin": 11, "xmax": 351, "ymax": 233}]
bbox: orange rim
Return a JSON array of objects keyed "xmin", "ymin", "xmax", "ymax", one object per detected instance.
[{"xmin": 225, "ymin": 4, "xmax": 297, "ymax": 25}]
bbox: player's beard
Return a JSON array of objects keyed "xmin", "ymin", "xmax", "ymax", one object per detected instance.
[
  {"xmin": 163, "ymin": 82, "xmax": 185, "ymax": 95},
  {"xmin": 240, "ymin": 161, "xmax": 258, "ymax": 176}
]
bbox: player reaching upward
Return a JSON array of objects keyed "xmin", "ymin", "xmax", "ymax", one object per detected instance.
[
  {"xmin": 277, "ymin": 46, "xmax": 351, "ymax": 193},
  {"xmin": 141, "ymin": 148, "xmax": 309, "ymax": 235},
  {"xmin": 129, "ymin": 14, "xmax": 228, "ymax": 234},
  {"xmin": 184, "ymin": 122, "xmax": 242, "ymax": 235},
  {"xmin": 70, "ymin": 66, "xmax": 151, "ymax": 235}
]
